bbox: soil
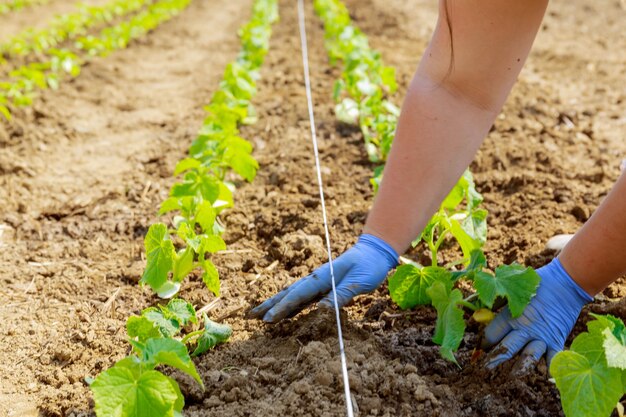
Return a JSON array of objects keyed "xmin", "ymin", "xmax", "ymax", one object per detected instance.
[{"xmin": 0, "ymin": 0, "xmax": 624, "ymax": 416}]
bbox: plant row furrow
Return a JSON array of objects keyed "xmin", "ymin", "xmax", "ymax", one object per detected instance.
[
  {"xmin": 0, "ymin": 0, "xmax": 188, "ymax": 119},
  {"xmin": 88, "ymin": 1, "xmax": 279, "ymax": 416},
  {"xmin": 0, "ymin": 0, "xmax": 154, "ymax": 61}
]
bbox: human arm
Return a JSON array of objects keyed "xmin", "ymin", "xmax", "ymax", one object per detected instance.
[
  {"xmin": 485, "ymin": 171, "xmax": 626, "ymax": 369},
  {"xmin": 364, "ymin": 0, "xmax": 550, "ymax": 253},
  {"xmin": 250, "ymin": 0, "xmax": 550, "ymax": 322}
]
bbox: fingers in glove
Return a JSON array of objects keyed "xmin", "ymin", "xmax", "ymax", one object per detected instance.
[
  {"xmin": 482, "ymin": 307, "xmax": 513, "ymax": 349},
  {"xmin": 317, "ymin": 279, "xmax": 370, "ymax": 310},
  {"xmin": 247, "ymin": 287, "xmax": 292, "ymax": 319},
  {"xmin": 511, "ymin": 339, "xmax": 547, "ymax": 376},
  {"xmin": 546, "ymin": 347, "xmax": 561, "ymax": 368},
  {"xmin": 263, "ymin": 274, "xmax": 331, "ymax": 323},
  {"xmin": 485, "ymin": 330, "xmax": 530, "ymax": 369}
]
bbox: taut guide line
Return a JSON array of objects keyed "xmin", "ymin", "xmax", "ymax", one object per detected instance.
[{"xmin": 296, "ymin": 0, "xmax": 355, "ymax": 416}]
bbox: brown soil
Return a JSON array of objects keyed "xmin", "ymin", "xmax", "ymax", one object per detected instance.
[{"xmin": 1, "ymin": 0, "xmax": 625, "ymax": 416}]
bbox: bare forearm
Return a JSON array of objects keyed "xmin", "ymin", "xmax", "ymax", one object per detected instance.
[
  {"xmin": 364, "ymin": 76, "xmax": 497, "ymax": 253},
  {"xmin": 559, "ymin": 172, "xmax": 626, "ymax": 295},
  {"xmin": 365, "ymin": 0, "xmax": 548, "ymax": 254}
]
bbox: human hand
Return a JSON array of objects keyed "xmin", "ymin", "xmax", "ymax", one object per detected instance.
[
  {"xmin": 483, "ymin": 258, "xmax": 594, "ymax": 370},
  {"xmin": 248, "ymin": 234, "xmax": 398, "ymax": 323}
]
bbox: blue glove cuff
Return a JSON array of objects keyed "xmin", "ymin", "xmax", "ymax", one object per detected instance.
[
  {"xmin": 358, "ymin": 234, "xmax": 399, "ymax": 268},
  {"xmin": 550, "ymin": 258, "xmax": 594, "ymax": 305}
]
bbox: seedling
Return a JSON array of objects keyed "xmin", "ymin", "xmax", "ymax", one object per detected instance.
[{"xmin": 551, "ymin": 314, "xmax": 626, "ymax": 417}]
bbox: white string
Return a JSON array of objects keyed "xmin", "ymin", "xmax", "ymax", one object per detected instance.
[{"xmin": 296, "ymin": 1, "xmax": 354, "ymax": 416}]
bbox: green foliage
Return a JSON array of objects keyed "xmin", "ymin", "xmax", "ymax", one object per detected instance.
[
  {"xmin": 314, "ymin": 0, "xmax": 398, "ymax": 163},
  {"xmin": 473, "ymin": 265, "xmax": 540, "ymax": 318},
  {"xmin": 191, "ymin": 313, "xmax": 233, "ymax": 356},
  {"xmin": 127, "ymin": 298, "xmax": 198, "ymax": 343},
  {"xmin": 140, "ymin": 0, "xmax": 277, "ymax": 299},
  {"xmin": 90, "ymin": 344, "xmax": 196, "ymax": 417},
  {"xmin": 414, "ymin": 170, "xmax": 487, "ymax": 266},
  {"xmin": 427, "ymin": 281, "xmax": 466, "ymax": 365},
  {"xmin": 0, "ymin": 0, "xmax": 150, "ymax": 58},
  {"xmin": 551, "ymin": 315, "xmax": 626, "ymax": 417},
  {"xmin": 388, "ymin": 265, "xmax": 452, "ymax": 309},
  {"xmin": 389, "ymin": 248, "xmax": 539, "ymax": 363}
]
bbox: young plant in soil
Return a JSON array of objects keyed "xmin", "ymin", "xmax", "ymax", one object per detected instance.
[
  {"xmin": 90, "ymin": 298, "xmax": 232, "ymax": 417},
  {"xmin": 388, "ymin": 171, "xmax": 540, "ymax": 364},
  {"xmin": 550, "ymin": 314, "xmax": 626, "ymax": 417},
  {"xmin": 0, "ymin": 0, "xmax": 190, "ymax": 119}
]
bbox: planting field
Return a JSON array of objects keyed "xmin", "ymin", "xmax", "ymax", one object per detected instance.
[{"xmin": 0, "ymin": 0, "xmax": 625, "ymax": 416}]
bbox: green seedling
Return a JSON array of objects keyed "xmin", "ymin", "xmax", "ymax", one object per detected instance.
[{"xmin": 551, "ymin": 314, "xmax": 626, "ymax": 417}]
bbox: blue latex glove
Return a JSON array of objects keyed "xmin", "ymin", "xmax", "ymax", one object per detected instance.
[
  {"xmin": 248, "ymin": 234, "xmax": 399, "ymax": 323},
  {"xmin": 484, "ymin": 258, "xmax": 594, "ymax": 369}
]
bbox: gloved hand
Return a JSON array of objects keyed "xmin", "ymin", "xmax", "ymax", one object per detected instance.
[
  {"xmin": 483, "ymin": 257, "xmax": 594, "ymax": 370},
  {"xmin": 248, "ymin": 234, "xmax": 398, "ymax": 323}
]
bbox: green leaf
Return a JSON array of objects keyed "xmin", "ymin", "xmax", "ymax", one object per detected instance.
[
  {"xmin": 335, "ymin": 97, "xmax": 359, "ymax": 124},
  {"xmin": 159, "ymin": 197, "xmax": 182, "ymax": 215},
  {"xmin": 174, "ymin": 158, "xmax": 201, "ymax": 175},
  {"xmin": 551, "ymin": 350, "xmax": 623, "ymax": 417},
  {"xmin": 426, "ymin": 281, "xmax": 465, "ymax": 364},
  {"xmin": 441, "ymin": 179, "xmax": 465, "ymax": 211},
  {"xmin": 200, "ymin": 235, "xmax": 226, "ymax": 254},
  {"xmin": 164, "ymin": 299, "xmax": 197, "ymax": 326},
  {"xmin": 448, "ymin": 217, "xmax": 482, "ymax": 265},
  {"xmin": 224, "ymin": 148, "xmax": 258, "ymax": 182},
  {"xmin": 200, "ymin": 259, "xmax": 220, "ymax": 297},
  {"xmin": 171, "ymin": 170, "xmax": 220, "ymax": 203},
  {"xmin": 380, "ymin": 66, "xmax": 397, "ymax": 93},
  {"xmin": 0, "ymin": 104, "xmax": 11, "ymax": 121},
  {"xmin": 141, "ymin": 224, "xmax": 176, "ymax": 291},
  {"xmin": 142, "ymin": 338, "xmax": 203, "ymax": 388},
  {"xmin": 143, "ymin": 308, "xmax": 180, "ymax": 338},
  {"xmin": 591, "ymin": 314, "xmax": 626, "ymax": 344},
  {"xmin": 164, "ymin": 375, "xmax": 185, "ymax": 413},
  {"xmin": 474, "ymin": 264, "xmax": 540, "ymax": 318},
  {"xmin": 451, "ymin": 249, "xmax": 486, "ymax": 281},
  {"xmin": 194, "ymin": 200, "xmax": 216, "ymax": 232},
  {"xmin": 192, "ymin": 313, "xmax": 233, "ymax": 356},
  {"xmin": 602, "ymin": 328, "xmax": 626, "ymax": 370},
  {"xmin": 215, "ymin": 180, "xmax": 234, "ymax": 209},
  {"xmin": 91, "ymin": 360, "xmax": 179, "ymax": 417},
  {"xmin": 388, "ymin": 265, "xmax": 452, "ymax": 309},
  {"xmin": 172, "ymin": 247, "xmax": 194, "ymax": 282},
  {"xmin": 461, "ymin": 208, "xmax": 488, "ymax": 244},
  {"xmin": 126, "ymin": 315, "xmax": 161, "ymax": 344},
  {"xmin": 156, "ymin": 281, "xmax": 181, "ymax": 299}
]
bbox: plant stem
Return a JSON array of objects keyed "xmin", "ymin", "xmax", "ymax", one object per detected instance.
[
  {"xmin": 181, "ymin": 329, "xmax": 204, "ymax": 345},
  {"xmin": 457, "ymin": 300, "xmax": 478, "ymax": 311},
  {"xmin": 431, "ymin": 229, "xmax": 449, "ymax": 267},
  {"xmin": 463, "ymin": 293, "xmax": 479, "ymax": 303}
]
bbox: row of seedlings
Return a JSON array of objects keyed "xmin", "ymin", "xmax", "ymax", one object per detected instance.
[{"xmin": 88, "ymin": 1, "xmax": 279, "ymax": 416}]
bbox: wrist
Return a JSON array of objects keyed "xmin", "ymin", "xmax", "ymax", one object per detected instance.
[
  {"xmin": 361, "ymin": 225, "xmax": 406, "ymax": 255},
  {"xmin": 546, "ymin": 258, "xmax": 594, "ymax": 307},
  {"xmin": 358, "ymin": 233, "xmax": 399, "ymax": 269}
]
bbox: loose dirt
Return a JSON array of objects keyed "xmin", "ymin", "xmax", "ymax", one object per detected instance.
[{"xmin": 0, "ymin": 0, "xmax": 624, "ymax": 416}]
